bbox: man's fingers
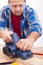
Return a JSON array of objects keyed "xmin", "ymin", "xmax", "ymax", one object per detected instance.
[
  {"xmin": 8, "ymin": 31, "xmax": 13, "ymax": 35},
  {"xmin": 16, "ymin": 42, "xmax": 21, "ymax": 48},
  {"xmin": 19, "ymin": 43, "xmax": 25, "ymax": 50},
  {"xmin": 4, "ymin": 35, "xmax": 13, "ymax": 43},
  {"xmin": 22, "ymin": 44, "xmax": 28, "ymax": 51},
  {"xmin": 16, "ymin": 39, "xmax": 32, "ymax": 51},
  {"xmin": 27, "ymin": 46, "xmax": 31, "ymax": 50},
  {"xmin": 7, "ymin": 35, "xmax": 13, "ymax": 42}
]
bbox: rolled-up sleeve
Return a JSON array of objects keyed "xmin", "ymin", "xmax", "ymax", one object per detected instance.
[{"xmin": 27, "ymin": 8, "xmax": 42, "ymax": 36}]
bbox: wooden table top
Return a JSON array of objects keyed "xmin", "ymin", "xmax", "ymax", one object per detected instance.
[{"xmin": 0, "ymin": 45, "xmax": 43, "ymax": 65}]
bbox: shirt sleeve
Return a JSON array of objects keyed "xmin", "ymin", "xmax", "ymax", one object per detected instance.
[
  {"xmin": 0, "ymin": 9, "xmax": 6, "ymax": 30},
  {"xmin": 27, "ymin": 8, "xmax": 42, "ymax": 36}
]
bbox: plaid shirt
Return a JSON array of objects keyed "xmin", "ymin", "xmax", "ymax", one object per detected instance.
[{"xmin": 0, "ymin": 5, "xmax": 42, "ymax": 38}]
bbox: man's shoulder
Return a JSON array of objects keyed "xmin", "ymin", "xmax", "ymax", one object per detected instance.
[
  {"xmin": 24, "ymin": 5, "xmax": 34, "ymax": 12},
  {"xmin": 2, "ymin": 5, "xmax": 10, "ymax": 10},
  {"xmin": 1, "ymin": 5, "xmax": 11, "ymax": 15},
  {"xmin": 23, "ymin": 5, "xmax": 35, "ymax": 17}
]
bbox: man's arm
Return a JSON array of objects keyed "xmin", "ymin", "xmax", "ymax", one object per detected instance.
[
  {"xmin": 27, "ymin": 31, "xmax": 40, "ymax": 45},
  {"xmin": 0, "ymin": 8, "xmax": 13, "ymax": 43},
  {"xmin": 16, "ymin": 31, "xmax": 40, "ymax": 51},
  {"xmin": 26, "ymin": 7, "xmax": 42, "ymax": 42},
  {"xmin": 16, "ymin": 7, "xmax": 42, "ymax": 51}
]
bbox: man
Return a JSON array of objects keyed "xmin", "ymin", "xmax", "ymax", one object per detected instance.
[{"xmin": 0, "ymin": 0, "xmax": 42, "ymax": 51}]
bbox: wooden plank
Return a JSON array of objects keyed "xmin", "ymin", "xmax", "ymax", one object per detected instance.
[{"xmin": 31, "ymin": 47, "xmax": 43, "ymax": 54}]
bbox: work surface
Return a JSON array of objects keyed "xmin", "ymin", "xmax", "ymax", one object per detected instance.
[{"xmin": 0, "ymin": 45, "xmax": 43, "ymax": 65}]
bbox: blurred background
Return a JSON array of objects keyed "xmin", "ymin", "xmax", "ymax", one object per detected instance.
[{"xmin": 0, "ymin": 0, "xmax": 43, "ymax": 47}]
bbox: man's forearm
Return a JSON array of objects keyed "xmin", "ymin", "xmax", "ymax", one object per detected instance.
[{"xmin": 26, "ymin": 32, "xmax": 40, "ymax": 44}]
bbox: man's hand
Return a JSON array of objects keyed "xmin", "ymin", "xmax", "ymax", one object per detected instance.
[
  {"xmin": 16, "ymin": 39, "xmax": 33, "ymax": 51},
  {"xmin": 0, "ymin": 30, "xmax": 13, "ymax": 43},
  {"xmin": 16, "ymin": 32, "xmax": 40, "ymax": 51}
]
